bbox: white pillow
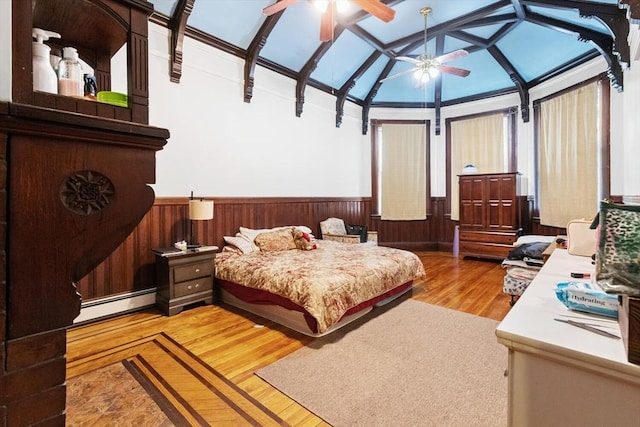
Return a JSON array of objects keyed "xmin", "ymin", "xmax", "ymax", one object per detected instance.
[{"xmin": 223, "ymin": 235, "xmax": 255, "ymax": 254}]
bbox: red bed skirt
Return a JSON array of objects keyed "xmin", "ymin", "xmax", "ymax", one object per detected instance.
[{"xmin": 217, "ymin": 279, "xmax": 414, "ymax": 334}]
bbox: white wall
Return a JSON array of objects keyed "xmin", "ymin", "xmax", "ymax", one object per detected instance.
[
  {"xmin": 146, "ymin": 21, "xmax": 637, "ymax": 201},
  {"xmin": 147, "ymin": 25, "xmax": 370, "ymax": 198},
  {"xmin": 0, "ymin": 0, "xmax": 11, "ymax": 102}
]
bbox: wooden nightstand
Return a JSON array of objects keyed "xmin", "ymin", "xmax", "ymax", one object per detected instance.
[{"xmin": 154, "ymin": 248, "xmax": 218, "ymax": 316}]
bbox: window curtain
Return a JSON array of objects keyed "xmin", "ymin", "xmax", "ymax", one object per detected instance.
[
  {"xmin": 450, "ymin": 113, "xmax": 505, "ymax": 221},
  {"xmin": 538, "ymin": 82, "xmax": 598, "ymax": 227},
  {"xmin": 380, "ymin": 123, "xmax": 427, "ymax": 220}
]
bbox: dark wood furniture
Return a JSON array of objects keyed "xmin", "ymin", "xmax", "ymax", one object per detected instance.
[
  {"xmin": 155, "ymin": 250, "xmax": 217, "ymax": 316},
  {"xmin": 1, "ymin": 0, "xmax": 167, "ymax": 425},
  {"xmin": 458, "ymin": 172, "xmax": 525, "ymax": 260}
]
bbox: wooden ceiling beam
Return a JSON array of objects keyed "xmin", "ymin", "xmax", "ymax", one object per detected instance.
[
  {"xmin": 487, "ymin": 45, "xmax": 531, "ymax": 122},
  {"xmin": 169, "ymin": 0, "xmax": 195, "ymax": 83},
  {"xmin": 526, "ymin": 10, "xmax": 626, "ymax": 90},
  {"xmin": 244, "ymin": 13, "xmax": 285, "ymax": 103},
  {"xmin": 336, "ymin": 51, "xmax": 382, "ymax": 128}
]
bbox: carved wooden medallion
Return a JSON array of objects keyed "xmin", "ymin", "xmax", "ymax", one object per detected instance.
[{"xmin": 60, "ymin": 170, "xmax": 115, "ymax": 215}]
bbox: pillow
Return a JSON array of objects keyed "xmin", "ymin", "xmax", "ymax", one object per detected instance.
[
  {"xmin": 223, "ymin": 235, "xmax": 255, "ymax": 254},
  {"xmin": 507, "ymin": 241, "xmax": 551, "ymax": 260},
  {"xmin": 293, "ymin": 228, "xmax": 318, "ymax": 250},
  {"xmin": 239, "ymin": 226, "xmax": 314, "ymax": 250},
  {"xmin": 254, "ymin": 227, "xmax": 297, "ymax": 252}
]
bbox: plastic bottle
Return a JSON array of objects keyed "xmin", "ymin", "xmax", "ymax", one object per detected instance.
[
  {"xmin": 58, "ymin": 47, "xmax": 84, "ymax": 97},
  {"xmin": 32, "ymin": 28, "xmax": 60, "ymax": 94},
  {"xmin": 83, "ymin": 74, "xmax": 97, "ymax": 100}
]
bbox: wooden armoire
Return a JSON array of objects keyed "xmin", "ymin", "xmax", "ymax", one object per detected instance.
[{"xmin": 458, "ymin": 172, "xmax": 526, "ymax": 260}]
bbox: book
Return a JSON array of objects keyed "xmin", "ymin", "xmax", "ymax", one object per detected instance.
[
  {"xmin": 152, "ymin": 247, "xmax": 183, "ymax": 256},
  {"xmin": 192, "ymin": 245, "xmax": 218, "ymax": 253}
]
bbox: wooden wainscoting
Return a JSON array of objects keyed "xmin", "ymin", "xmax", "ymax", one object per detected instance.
[
  {"xmin": 75, "ymin": 195, "xmax": 568, "ymax": 305},
  {"xmin": 76, "ymin": 197, "xmax": 450, "ymax": 303}
]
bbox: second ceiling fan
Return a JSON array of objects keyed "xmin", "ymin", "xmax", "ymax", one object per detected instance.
[
  {"xmin": 263, "ymin": 0, "xmax": 396, "ymax": 42},
  {"xmin": 381, "ymin": 7, "xmax": 471, "ymax": 85}
]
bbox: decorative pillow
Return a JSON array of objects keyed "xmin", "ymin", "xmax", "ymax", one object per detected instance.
[
  {"xmin": 239, "ymin": 226, "xmax": 314, "ymax": 251},
  {"xmin": 254, "ymin": 227, "xmax": 297, "ymax": 252},
  {"xmin": 293, "ymin": 229, "xmax": 318, "ymax": 250},
  {"xmin": 223, "ymin": 235, "xmax": 255, "ymax": 254}
]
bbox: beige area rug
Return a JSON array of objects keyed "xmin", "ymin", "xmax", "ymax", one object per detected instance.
[{"xmin": 256, "ymin": 299, "xmax": 508, "ymax": 427}]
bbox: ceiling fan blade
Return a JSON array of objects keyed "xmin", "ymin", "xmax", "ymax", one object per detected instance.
[
  {"xmin": 351, "ymin": 0, "xmax": 396, "ymax": 22},
  {"xmin": 319, "ymin": 2, "xmax": 336, "ymax": 42},
  {"xmin": 436, "ymin": 64, "xmax": 471, "ymax": 77},
  {"xmin": 380, "ymin": 67, "xmax": 420, "ymax": 82},
  {"xmin": 396, "ymin": 56, "xmax": 421, "ymax": 65},
  {"xmin": 262, "ymin": 0, "xmax": 300, "ymax": 16},
  {"xmin": 435, "ymin": 49, "xmax": 468, "ymax": 64}
]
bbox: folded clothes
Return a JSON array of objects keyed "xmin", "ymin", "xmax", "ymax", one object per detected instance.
[{"xmin": 554, "ymin": 281, "xmax": 619, "ymax": 318}]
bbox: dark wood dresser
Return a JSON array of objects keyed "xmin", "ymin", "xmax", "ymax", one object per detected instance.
[{"xmin": 458, "ymin": 172, "xmax": 526, "ymax": 260}]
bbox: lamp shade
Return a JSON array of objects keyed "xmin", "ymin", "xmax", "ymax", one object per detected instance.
[{"xmin": 188, "ymin": 199, "xmax": 214, "ymax": 220}]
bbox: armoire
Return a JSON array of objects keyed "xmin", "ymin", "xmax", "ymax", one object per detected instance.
[{"xmin": 458, "ymin": 172, "xmax": 528, "ymax": 260}]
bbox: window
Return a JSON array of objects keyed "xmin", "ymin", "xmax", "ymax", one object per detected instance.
[
  {"xmin": 371, "ymin": 120, "xmax": 430, "ymax": 220},
  {"xmin": 446, "ymin": 109, "xmax": 517, "ymax": 221},
  {"xmin": 534, "ymin": 78, "xmax": 609, "ymax": 228}
]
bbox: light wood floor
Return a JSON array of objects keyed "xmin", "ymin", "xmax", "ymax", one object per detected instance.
[{"xmin": 66, "ymin": 251, "xmax": 511, "ymax": 426}]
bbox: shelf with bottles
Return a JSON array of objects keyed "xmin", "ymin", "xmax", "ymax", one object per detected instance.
[{"xmin": 12, "ymin": 0, "xmax": 154, "ymax": 124}]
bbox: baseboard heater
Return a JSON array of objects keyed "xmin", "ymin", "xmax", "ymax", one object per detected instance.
[{"xmin": 73, "ymin": 288, "xmax": 157, "ymax": 324}]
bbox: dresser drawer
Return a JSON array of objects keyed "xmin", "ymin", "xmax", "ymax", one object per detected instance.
[
  {"xmin": 173, "ymin": 260, "xmax": 213, "ymax": 283},
  {"xmin": 174, "ymin": 276, "xmax": 213, "ymax": 298}
]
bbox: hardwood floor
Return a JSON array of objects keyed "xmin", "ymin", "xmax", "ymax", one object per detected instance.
[{"xmin": 66, "ymin": 251, "xmax": 510, "ymax": 426}]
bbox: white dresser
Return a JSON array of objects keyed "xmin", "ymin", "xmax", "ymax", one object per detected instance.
[{"xmin": 496, "ymin": 249, "xmax": 640, "ymax": 427}]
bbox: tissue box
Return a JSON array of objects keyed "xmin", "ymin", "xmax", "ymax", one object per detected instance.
[{"xmin": 619, "ymin": 295, "xmax": 640, "ymax": 365}]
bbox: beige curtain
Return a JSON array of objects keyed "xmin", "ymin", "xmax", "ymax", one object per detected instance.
[
  {"xmin": 539, "ymin": 82, "xmax": 598, "ymax": 227},
  {"xmin": 450, "ymin": 113, "xmax": 505, "ymax": 221},
  {"xmin": 380, "ymin": 123, "xmax": 427, "ymax": 220}
]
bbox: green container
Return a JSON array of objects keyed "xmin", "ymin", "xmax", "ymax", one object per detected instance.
[{"xmin": 97, "ymin": 91, "xmax": 128, "ymax": 107}]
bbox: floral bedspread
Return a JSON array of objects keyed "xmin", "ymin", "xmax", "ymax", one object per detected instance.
[{"xmin": 215, "ymin": 240, "xmax": 426, "ymax": 333}]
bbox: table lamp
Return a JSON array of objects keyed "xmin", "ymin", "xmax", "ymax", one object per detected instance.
[{"xmin": 188, "ymin": 191, "xmax": 213, "ymax": 248}]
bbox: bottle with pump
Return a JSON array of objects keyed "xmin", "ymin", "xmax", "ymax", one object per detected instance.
[
  {"xmin": 58, "ymin": 47, "xmax": 84, "ymax": 97},
  {"xmin": 32, "ymin": 28, "xmax": 60, "ymax": 94}
]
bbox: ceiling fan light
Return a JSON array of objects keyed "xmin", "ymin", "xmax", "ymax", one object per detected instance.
[
  {"xmin": 428, "ymin": 67, "xmax": 439, "ymax": 78},
  {"xmin": 313, "ymin": 0, "xmax": 329, "ymax": 12},
  {"xmin": 413, "ymin": 69, "xmax": 423, "ymax": 80},
  {"xmin": 421, "ymin": 73, "xmax": 430, "ymax": 83},
  {"xmin": 335, "ymin": 0, "xmax": 350, "ymax": 13}
]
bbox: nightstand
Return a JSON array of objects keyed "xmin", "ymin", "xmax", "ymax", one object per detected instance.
[{"xmin": 154, "ymin": 248, "xmax": 217, "ymax": 316}]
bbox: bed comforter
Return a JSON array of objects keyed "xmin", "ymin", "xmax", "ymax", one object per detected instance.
[{"xmin": 215, "ymin": 240, "xmax": 425, "ymax": 333}]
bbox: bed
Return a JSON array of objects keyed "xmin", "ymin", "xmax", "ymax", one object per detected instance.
[{"xmin": 215, "ymin": 226, "xmax": 426, "ymax": 336}]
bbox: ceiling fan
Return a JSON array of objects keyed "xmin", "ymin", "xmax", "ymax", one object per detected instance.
[
  {"xmin": 381, "ymin": 7, "xmax": 470, "ymax": 85},
  {"xmin": 263, "ymin": 0, "xmax": 396, "ymax": 42}
]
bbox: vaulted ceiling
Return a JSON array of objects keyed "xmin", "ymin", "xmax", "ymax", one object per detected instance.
[{"xmin": 149, "ymin": 0, "xmax": 632, "ymax": 133}]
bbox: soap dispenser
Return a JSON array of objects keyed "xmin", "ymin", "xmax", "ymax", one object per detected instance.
[
  {"xmin": 32, "ymin": 28, "xmax": 60, "ymax": 94},
  {"xmin": 58, "ymin": 47, "xmax": 84, "ymax": 97}
]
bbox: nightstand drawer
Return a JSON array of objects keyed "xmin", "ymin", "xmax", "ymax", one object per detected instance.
[
  {"xmin": 173, "ymin": 260, "xmax": 213, "ymax": 283},
  {"xmin": 174, "ymin": 276, "xmax": 213, "ymax": 298}
]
